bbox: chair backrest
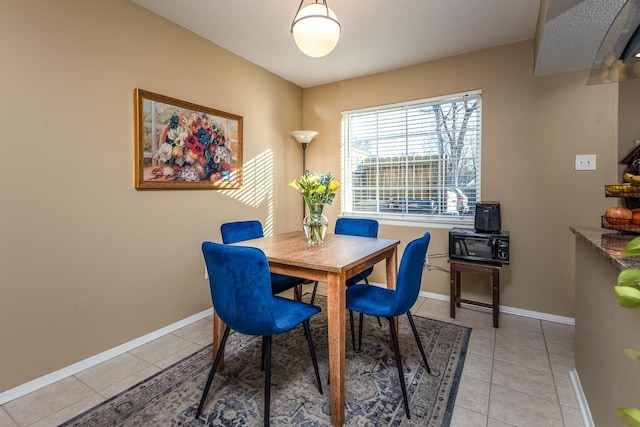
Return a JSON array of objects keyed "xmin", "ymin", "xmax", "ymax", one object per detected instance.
[
  {"xmin": 335, "ymin": 217, "xmax": 379, "ymax": 238},
  {"xmin": 388, "ymin": 232, "xmax": 431, "ymax": 316},
  {"xmin": 202, "ymin": 241, "xmax": 278, "ymax": 336},
  {"xmin": 220, "ymin": 220, "xmax": 264, "ymax": 244}
]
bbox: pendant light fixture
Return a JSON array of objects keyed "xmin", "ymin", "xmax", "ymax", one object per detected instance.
[{"xmin": 291, "ymin": 0, "xmax": 341, "ymax": 58}]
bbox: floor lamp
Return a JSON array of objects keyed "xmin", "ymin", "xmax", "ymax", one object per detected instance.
[{"xmin": 291, "ymin": 130, "xmax": 318, "ymax": 220}]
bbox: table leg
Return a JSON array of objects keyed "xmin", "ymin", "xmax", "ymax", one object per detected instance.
[
  {"xmin": 386, "ymin": 248, "xmax": 399, "ymax": 346},
  {"xmin": 212, "ymin": 310, "xmax": 226, "ymax": 369},
  {"xmin": 327, "ymin": 272, "xmax": 346, "ymax": 427}
]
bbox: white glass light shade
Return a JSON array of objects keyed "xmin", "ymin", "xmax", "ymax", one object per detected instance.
[
  {"xmin": 291, "ymin": 130, "xmax": 318, "ymax": 144},
  {"xmin": 291, "ymin": 3, "xmax": 340, "ymax": 58}
]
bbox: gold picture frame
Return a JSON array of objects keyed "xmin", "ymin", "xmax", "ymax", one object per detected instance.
[{"xmin": 134, "ymin": 89, "xmax": 243, "ymax": 190}]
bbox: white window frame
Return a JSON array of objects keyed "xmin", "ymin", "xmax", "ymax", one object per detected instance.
[{"xmin": 340, "ymin": 90, "xmax": 481, "ymax": 228}]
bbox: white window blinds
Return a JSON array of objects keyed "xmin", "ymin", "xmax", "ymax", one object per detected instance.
[{"xmin": 341, "ymin": 90, "xmax": 481, "ymax": 218}]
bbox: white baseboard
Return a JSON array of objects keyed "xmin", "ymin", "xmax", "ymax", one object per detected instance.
[
  {"xmin": 0, "ymin": 286, "xmax": 576, "ymax": 406},
  {"xmin": 362, "ymin": 281, "xmax": 576, "ymax": 325},
  {"xmin": 0, "ymin": 308, "xmax": 213, "ymax": 406},
  {"xmin": 419, "ymin": 290, "xmax": 575, "ymax": 325},
  {"xmin": 569, "ymin": 369, "xmax": 594, "ymax": 427}
]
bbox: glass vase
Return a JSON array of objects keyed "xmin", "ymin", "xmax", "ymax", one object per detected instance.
[{"xmin": 303, "ymin": 203, "xmax": 328, "ymax": 245}]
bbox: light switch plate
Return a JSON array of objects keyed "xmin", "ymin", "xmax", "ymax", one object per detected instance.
[{"xmin": 575, "ymin": 154, "xmax": 596, "ymax": 170}]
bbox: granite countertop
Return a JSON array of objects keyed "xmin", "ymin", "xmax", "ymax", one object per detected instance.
[{"xmin": 570, "ymin": 226, "xmax": 640, "ymax": 271}]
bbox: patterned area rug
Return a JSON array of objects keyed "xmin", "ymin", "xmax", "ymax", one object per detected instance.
[{"xmin": 60, "ymin": 296, "xmax": 470, "ymax": 426}]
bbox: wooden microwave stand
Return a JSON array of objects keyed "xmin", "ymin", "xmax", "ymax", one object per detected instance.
[{"xmin": 448, "ymin": 259, "xmax": 502, "ymax": 328}]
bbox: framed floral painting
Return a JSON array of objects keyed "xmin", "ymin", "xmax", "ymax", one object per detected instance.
[{"xmin": 134, "ymin": 89, "xmax": 243, "ymax": 189}]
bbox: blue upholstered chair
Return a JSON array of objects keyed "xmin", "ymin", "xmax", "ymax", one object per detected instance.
[
  {"xmin": 220, "ymin": 220, "xmax": 306, "ymax": 298},
  {"xmin": 346, "ymin": 232, "xmax": 431, "ymax": 419},
  {"xmin": 309, "ymin": 217, "xmax": 380, "ymax": 304},
  {"xmin": 196, "ymin": 242, "xmax": 323, "ymax": 426}
]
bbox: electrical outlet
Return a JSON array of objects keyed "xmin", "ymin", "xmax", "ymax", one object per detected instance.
[{"xmin": 575, "ymin": 154, "xmax": 596, "ymax": 171}]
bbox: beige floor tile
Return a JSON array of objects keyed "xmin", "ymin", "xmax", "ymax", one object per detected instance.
[
  {"xmin": 454, "ymin": 316, "xmax": 497, "ymax": 339},
  {"xmin": 462, "ymin": 352, "xmax": 493, "ymax": 382},
  {"xmin": 495, "ymin": 327, "xmax": 546, "ymax": 352},
  {"xmin": 489, "ymin": 384, "xmax": 563, "ymax": 426},
  {"xmin": 456, "ymin": 306, "xmax": 494, "ymax": 323},
  {"xmin": 549, "ymin": 352, "xmax": 575, "ymax": 376},
  {"xmin": 541, "ymin": 320, "xmax": 574, "ymax": 341},
  {"xmin": 0, "ymin": 407, "xmax": 18, "ymax": 427},
  {"xmin": 74, "ymin": 352, "xmax": 154, "ymax": 392},
  {"xmin": 554, "ymin": 372, "xmax": 579, "ymax": 409},
  {"xmin": 467, "ymin": 331, "xmax": 495, "ymax": 358},
  {"xmin": 154, "ymin": 341, "xmax": 202, "ymax": 369},
  {"xmin": 487, "ymin": 418, "xmax": 518, "ymax": 427},
  {"xmin": 493, "ymin": 338, "xmax": 551, "ymax": 372},
  {"xmin": 561, "ymin": 404, "xmax": 585, "ymax": 427},
  {"xmin": 545, "ymin": 334, "xmax": 575, "ymax": 358},
  {"xmin": 491, "ymin": 359, "xmax": 556, "ymax": 401},
  {"xmin": 172, "ymin": 318, "xmax": 213, "ymax": 346},
  {"xmin": 450, "ymin": 405, "xmax": 487, "ymax": 426},
  {"xmin": 423, "ymin": 298, "xmax": 452, "ymax": 314},
  {"xmin": 414, "ymin": 304, "xmax": 455, "ymax": 323},
  {"xmin": 455, "ymin": 374, "xmax": 490, "ymax": 415},
  {"xmin": 129, "ymin": 333, "xmax": 195, "ymax": 365},
  {"xmin": 3, "ymin": 377, "xmax": 94, "ymax": 427},
  {"xmin": 26, "ymin": 393, "xmax": 104, "ymax": 427},
  {"xmin": 96, "ymin": 365, "xmax": 160, "ymax": 399},
  {"xmin": 498, "ymin": 313, "xmax": 542, "ymax": 333}
]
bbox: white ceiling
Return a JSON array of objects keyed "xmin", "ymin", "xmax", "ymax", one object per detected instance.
[{"xmin": 130, "ymin": 0, "xmax": 627, "ymax": 88}]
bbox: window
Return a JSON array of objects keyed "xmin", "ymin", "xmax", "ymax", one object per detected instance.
[{"xmin": 341, "ymin": 90, "xmax": 481, "ymax": 221}]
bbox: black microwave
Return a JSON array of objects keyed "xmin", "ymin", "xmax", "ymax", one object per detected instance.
[{"xmin": 448, "ymin": 228, "xmax": 509, "ymax": 265}]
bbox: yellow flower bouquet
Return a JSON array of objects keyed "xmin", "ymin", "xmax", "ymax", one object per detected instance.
[{"xmin": 289, "ymin": 172, "xmax": 340, "ymax": 244}]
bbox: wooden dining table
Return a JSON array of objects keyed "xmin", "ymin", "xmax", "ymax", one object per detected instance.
[{"xmin": 213, "ymin": 231, "xmax": 400, "ymax": 427}]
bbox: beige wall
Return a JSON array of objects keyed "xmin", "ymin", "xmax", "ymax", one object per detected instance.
[
  {"xmin": 0, "ymin": 0, "xmax": 303, "ymax": 392},
  {"xmin": 303, "ymin": 40, "xmax": 619, "ymax": 318}
]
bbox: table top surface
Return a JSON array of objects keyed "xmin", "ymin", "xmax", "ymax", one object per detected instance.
[{"xmin": 232, "ymin": 231, "xmax": 400, "ymax": 273}]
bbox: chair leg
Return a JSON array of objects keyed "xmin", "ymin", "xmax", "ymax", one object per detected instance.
[
  {"xmin": 302, "ymin": 320, "xmax": 323, "ymax": 394},
  {"xmin": 196, "ymin": 326, "xmax": 231, "ymax": 419},
  {"xmin": 406, "ymin": 311, "xmax": 431, "ymax": 374},
  {"xmin": 310, "ymin": 281, "xmax": 318, "ymax": 304},
  {"xmin": 358, "ymin": 312, "xmax": 364, "ymax": 352},
  {"xmin": 261, "ymin": 335, "xmax": 267, "ymax": 371},
  {"xmin": 387, "ymin": 317, "xmax": 411, "ymax": 419},
  {"xmin": 293, "ymin": 285, "xmax": 301, "ymax": 301},
  {"xmin": 349, "ymin": 310, "xmax": 356, "ymax": 352},
  {"xmin": 264, "ymin": 335, "xmax": 272, "ymax": 427}
]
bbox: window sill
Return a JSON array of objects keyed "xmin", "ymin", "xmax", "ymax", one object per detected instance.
[{"xmin": 340, "ymin": 212, "xmax": 474, "ymax": 230}]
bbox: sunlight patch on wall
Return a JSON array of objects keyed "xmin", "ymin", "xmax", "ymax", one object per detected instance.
[{"xmin": 221, "ymin": 150, "xmax": 275, "ymax": 235}]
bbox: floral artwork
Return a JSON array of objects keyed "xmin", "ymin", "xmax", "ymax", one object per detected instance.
[{"xmin": 134, "ymin": 89, "xmax": 242, "ymax": 189}]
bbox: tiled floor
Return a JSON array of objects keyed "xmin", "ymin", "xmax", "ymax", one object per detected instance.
[{"xmin": 1, "ymin": 285, "xmax": 582, "ymax": 427}]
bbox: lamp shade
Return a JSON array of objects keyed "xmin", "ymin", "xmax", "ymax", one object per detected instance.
[
  {"xmin": 291, "ymin": 3, "xmax": 340, "ymax": 58},
  {"xmin": 291, "ymin": 130, "xmax": 318, "ymax": 144}
]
